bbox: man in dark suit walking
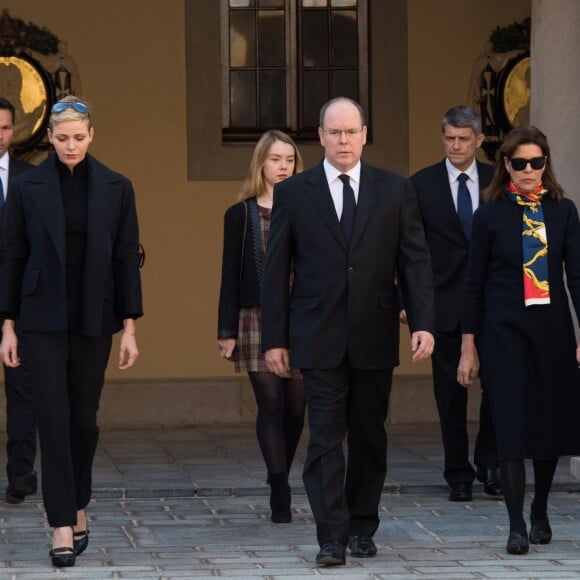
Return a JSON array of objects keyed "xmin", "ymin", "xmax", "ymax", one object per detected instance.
[
  {"xmin": 408, "ymin": 106, "xmax": 501, "ymax": 502},
  {"xmin": 0, "ymin": 96, "xmax": 37, "ymax": 504},
  {"xmin": 262, "ymin": 97, "xmax": 435, "ymax": 566}
]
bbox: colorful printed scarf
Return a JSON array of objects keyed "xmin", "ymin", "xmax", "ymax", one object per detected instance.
[{"xmin": 507, "ymin": 182, "xmax": 550, "ymax": 306}]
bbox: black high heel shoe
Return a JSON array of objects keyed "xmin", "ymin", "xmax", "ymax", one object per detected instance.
[
  {"xmin": 49, "ymin": 546, "xmax": 76, "ymax": 567},
  {"xmin": 74, "ymin": 529, "xmax": 90, "ymax": 555}
]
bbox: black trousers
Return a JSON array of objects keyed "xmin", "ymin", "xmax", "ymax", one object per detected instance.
[
  {"xmin": 301, "ymin": 358, "xmax": 393, "ymax": 546},
  {"xmin": 19, "ymin": 332, "xmax": 112, "ymax": 527},
  {"xmin": 432, "ymin": 328, "xmax": 497, "ymax": 486},
  {"xmin": 4, "ymin": 359, "xmax": 37, "ymax": 482}
]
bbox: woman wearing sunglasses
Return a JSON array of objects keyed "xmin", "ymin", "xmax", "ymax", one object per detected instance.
[
  {"xmin": 458, "ymin": 125, "xmax": 580, "ymax": 555},
  {"xmin": 0, "ymin": 96, "xmax": 143, "ymax": 567}
]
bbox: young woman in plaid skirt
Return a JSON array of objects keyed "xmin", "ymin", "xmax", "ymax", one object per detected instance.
[{"xmin": 217, "ymin": 131, "xmax": 305, "ymax": 523}]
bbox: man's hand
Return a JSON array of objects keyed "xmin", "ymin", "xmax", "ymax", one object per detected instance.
[
  {"xmin": 265, "ymin": 347, "xmax": 291, "ymax": 377},
  {"xmin": 457, "ymin": 334, "xmax": 479, "ymax": 387},
  {"xmin": 410, "ymin": 331, "xmax": 434, "ymax": 362},
  {"xmin": 399, "ymin": 309, "xmax": 408, "ymax": 325},
  {"xmin": 0, "ymin": 320, "xmax": 20, "ymax": 367}
]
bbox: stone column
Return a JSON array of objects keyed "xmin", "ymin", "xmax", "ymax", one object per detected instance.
[
  {"xmin": 531, "ymin": 0, "xmax": 580, "ymax": 479},
  {"xmin": 531, "ymin": 0, "xmax": 580, "ymax": 206}
]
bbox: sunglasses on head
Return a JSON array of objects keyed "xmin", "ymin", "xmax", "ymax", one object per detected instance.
[
  {"xmin": 509, "ymin": 157, "xmax": 546, "ymax": 171},
  {"xmin": 51, "ymin": 101, "xmax": 89, "ymax": 114}
]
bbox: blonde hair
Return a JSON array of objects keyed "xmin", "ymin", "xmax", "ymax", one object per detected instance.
[
  {"xmin": 238, "ymin": 130, "xmax": 303, "ymax": 201},
  {"xmin": 49, "ymin": 96, "xmax": 92, "ymax": 130}
]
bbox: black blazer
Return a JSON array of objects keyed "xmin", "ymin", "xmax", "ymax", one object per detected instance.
[
  {"xmin": 0, "ymin": 153, "xmax": 143, "ymax": 336},
  {"xmin": 217, "ymin": 197, "xmax": 263, "ymax": 339},
  {"xmin": 8, "ymin": 156, "xmax": 34, "ymax": 184},
  {"xmin": 411, "ymin": 159, "xmax": 494, "ymax": 331},
  {"xmin": 261, "ymin": 160, "xmax": 434, "ymax": 370}
]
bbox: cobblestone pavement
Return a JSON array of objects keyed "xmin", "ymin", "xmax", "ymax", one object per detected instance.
[{"xmin": 1, "ymin": 424, "xmax": 579, "ymax": 579}]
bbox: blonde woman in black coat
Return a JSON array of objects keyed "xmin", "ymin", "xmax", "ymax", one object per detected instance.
[
  {"xmin": 0, "ymin": 96, "xmax": 143, "ymax": 567},
  {"xmin": 217, "ymin": 130, "xmax": 304, "ymax": 523}
]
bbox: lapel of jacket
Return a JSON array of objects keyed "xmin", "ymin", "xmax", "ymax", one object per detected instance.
[
  {"xmin": 306, "ymin": 162, "xmax": 348, "ymax": 251},
  {"xmin": 27, "ymin": 155, "xmax": 66, "ymax": 268},
  {"xmin": 350, "ymin": 161, "xmax": 379, "ymax": 250},
  {"xmin": 85, "ymin": 155, "xmax": 111, "ymax": 280}
]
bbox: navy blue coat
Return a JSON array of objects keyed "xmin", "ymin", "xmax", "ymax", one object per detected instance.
[
  {"xmin": 463, "ymin": 195, "xmax": 580, "ymax": 459},
  {"xmin": 412, "ymin": 159, "xmax": 494, "ymax": 331},
  {"xmin": 0, "ymin": 153, "xmax": 143, "ymax": 336}
]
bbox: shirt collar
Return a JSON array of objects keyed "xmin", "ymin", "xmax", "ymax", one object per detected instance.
[
  {"xmin": 445, "ymin": 157, "xmax": 478, "ymax": 182},
  {"xmin": 323, "ymin": 158, "xmax": 361, "ymax": 185},
  {"xmin": 0, "ymin": 151, "xmax": 9, "ymax": 172}
]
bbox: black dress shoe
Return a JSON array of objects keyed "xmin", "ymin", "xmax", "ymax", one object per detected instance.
[
  {"xmin": 74, "ymin": 529, "xmax": 90, "ymax": 555},
  {"xmin": 49, "ymin": 547, "xmax": 76, "ymax": 567},
  {"xmin": 348, "ymin": 535, "xmax": 377, "ymax": 557},
  {"xmin": 449, "ymin": 482, "xmax": 472, "ymax": 502},
  {"xmin": 5, "ymin": 471, "xmax": 38, "ymax": 504},
  {"xmin": 529, "ymin": 515, "xmax": 552, "ymax": 544},
  {"xmin": 506, "ymin": 531, "xmax": 529, "ymax": 555},
  {"xmin": 476, "ymin": 466, "xmax": 503, "ymax": 497},
  {"xmin": 315, "ymin": 540, "xmax": 346, "ymax": 566}
]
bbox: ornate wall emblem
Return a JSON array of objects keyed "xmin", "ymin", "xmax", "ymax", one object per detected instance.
[
  {"xmin": 470, "ymin": 18, "xmax": 531, "ymax": 161},
  {"xmin": 0, "ymin": 10, "xmax": 82, "ymax": 161}
]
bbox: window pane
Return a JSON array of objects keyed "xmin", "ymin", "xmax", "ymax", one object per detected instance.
[
  {"xmin": 259, "ymin": 70, "xmax": 285, "ymax": 126},
  {"xmin": 231, "ymin": 70, "xmax": 257, "ymax": 126},
  {"xmin": 331, "ymin": 10, "xmax": 357, "ymax": 66},
  {"xmin": 302, "ymin": 11, "xmax": 328, "ymax": 67},
  {"xmin": 302, "ymin": 71, "xmax": 328, "ymax": 127},
  {"xmin": 331, "ymin": 0, "xmax": 357, "ymax": 6},
  {"xmin": 259, "ymin": 10, "xmax": 285, "ymax": 66},
  {"xmin": 302, "ymin": 0, "xmax": 328, "ymax": 6},
  {"xmin": 259, "ymin": 0, "xmax": 284, "ymax": 6},
  {"xmin": 230, "ymin": 11, "xmax": 256, "ymax": 67},
  {"xmin": 230, "ymin": 0, "xmax": 255, "ymax": 6},
  {"xmin": 331, "ymin": 70, "xmax": 358, "ymax": 100}
]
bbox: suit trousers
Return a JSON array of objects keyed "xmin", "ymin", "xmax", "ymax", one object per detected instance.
[
  {"xmin": 19, "ymin": 331, "xmax": 112, "ymax": 527},
  {"xmin": 4, "ymin": 359, "xmax": 37, "ymax": 481},
  {"xmin": 431, "ymin": 328, "xmax": 497, "ymax": 485},
  {"xmin": 301, "ymin": 359, "xmax": 393, "ymax": 546}
]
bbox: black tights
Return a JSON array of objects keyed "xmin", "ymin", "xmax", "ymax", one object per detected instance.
[
  {"xmin": 499, "ymin": 458, "xmax": 558, "ymax": 534},
  {"xmin": 248, "ymin": 372, "xmax": 305, "ymax": 477}
]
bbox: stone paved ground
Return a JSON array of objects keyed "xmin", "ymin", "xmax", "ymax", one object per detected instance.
[{"xmin": 1, "ymin": 424, "xmax": 579, "ymax": 579}]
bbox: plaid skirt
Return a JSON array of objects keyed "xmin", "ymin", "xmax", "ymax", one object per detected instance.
[{"xmin": 233, "ymin": 306, "xmax": 300, "ymax": 378}]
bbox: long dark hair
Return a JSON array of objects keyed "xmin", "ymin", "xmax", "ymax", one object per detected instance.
[{"xmin": 484, "ymin": 125, "xmax": 565, "ymax": 202}]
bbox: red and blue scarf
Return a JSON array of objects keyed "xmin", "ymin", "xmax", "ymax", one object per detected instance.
[{"xmin": 507, "ymin": 182, "xmax": 550, "ymax": 306}]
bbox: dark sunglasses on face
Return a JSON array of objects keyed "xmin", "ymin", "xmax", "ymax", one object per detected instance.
[
  {"xmin": 51, "ymin": 101, "xmax": 89, "ymax": 114},
  {"xmin": 509, "ymin": 156, "xmax": 547, "ymax": 171}
]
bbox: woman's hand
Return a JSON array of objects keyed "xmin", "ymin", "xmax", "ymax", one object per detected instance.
[
  {"xmin": 457, "ymin": 334, "xmax": 479, "ymax": 387},
  {"xmin": 217, "ymin": 338, "xmax": 236, "ymax": 359},
  {"xmin": 0, "ymin": 320, "xmax": 20, "ymax": 367},
  {"xmin": 119, "ymin": 319, "xmax": 139, "ymax": 370}
]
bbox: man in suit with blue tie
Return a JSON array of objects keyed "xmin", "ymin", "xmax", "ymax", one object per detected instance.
[
  {"xmin": 262, "ymin": 97, "xmax": 435, "ymax": 566},
  {"xmin": 407, "ymin": 106, "xmax": 501, "ymax": 502},
  {"xmin": 0, "ymin": 96, "xmax": 37, "ymax": 504}
]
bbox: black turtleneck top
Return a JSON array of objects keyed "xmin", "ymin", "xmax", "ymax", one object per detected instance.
[{"xmin": 57, "ymin": 157, "xmax": 88, "ymax": 333}]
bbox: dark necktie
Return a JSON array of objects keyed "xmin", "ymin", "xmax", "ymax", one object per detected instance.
[
  {"xmin": 457, "ymin": 173, "xmax": 473, "ymax": 239},
  {"xmin": 0, "ymin": 177, "xmax": 4, "ymax": 216},
  {"xmin": 338, "ymin": 174, "xmax": 356, "ymax": 244}
]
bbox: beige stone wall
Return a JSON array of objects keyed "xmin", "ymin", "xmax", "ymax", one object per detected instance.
[{"xmin": 2, "ymin": 1, "xmax": 529, "ymax": 392}]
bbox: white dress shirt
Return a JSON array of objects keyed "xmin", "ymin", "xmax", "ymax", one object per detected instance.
[
  {"xmin": 445, "ymin": 157, "xmax": 480, "ymax": 213},
  {"xmin": 323, "ymin": 159, "xmax": 361, "ymax": 220}
]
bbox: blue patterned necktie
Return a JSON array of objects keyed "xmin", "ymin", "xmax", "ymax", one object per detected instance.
[
  {"xmin": 457, "ymin": 173, "xmax": 473, "ymax": 239},
  {"xmin": 338, "ymin": 174, "xmax": 356, "ymax": 244}
]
